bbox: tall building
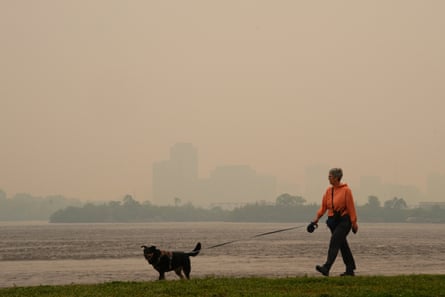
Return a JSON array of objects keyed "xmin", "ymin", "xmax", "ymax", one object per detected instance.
[
  {"xmin": 152, "ymin": 143, "xmax": 198, "ymax": 205},
  {"xmin": 152, "ymin": 143, "xmax": 276, "ymax": 206}
]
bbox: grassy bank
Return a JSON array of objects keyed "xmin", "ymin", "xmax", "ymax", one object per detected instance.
[{"xmin": 1, "ymin": 275, "xmax": 444, "ymax": 297}]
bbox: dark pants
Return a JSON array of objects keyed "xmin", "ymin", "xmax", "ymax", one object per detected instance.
[{"xmin": 324, "ymin": 215, "xmax": 356, "ymax": 272}]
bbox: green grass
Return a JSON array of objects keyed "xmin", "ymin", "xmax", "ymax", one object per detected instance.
[{"xmin": 1, "ymin": 275, "xmax": 444, "ymax": 297}]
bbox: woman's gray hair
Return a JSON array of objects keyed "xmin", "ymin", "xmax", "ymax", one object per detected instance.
[{"xmin": 329, "ymin": 168, "xmax": 343, "ymax": 181}]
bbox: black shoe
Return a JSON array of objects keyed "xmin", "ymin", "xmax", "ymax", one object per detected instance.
[
  {"xmin": 340, "ymin": 271, "xmax": 355, "ymax": 276},
  {"xmin": 316, "ymin": 265, "xmax": 329, "ymax": 276}
]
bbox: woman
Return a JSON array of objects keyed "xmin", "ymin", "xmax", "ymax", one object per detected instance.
[{"xmin": 310, "ymin": 168, "xmax": 358, "ymax": 276}]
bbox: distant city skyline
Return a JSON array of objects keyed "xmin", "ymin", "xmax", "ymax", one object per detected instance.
[
  {"xmin": 152, "ymin": 143, "xmax": 276, "ymax": 207},
  {"xmin": 150, "ymin": 143, "xmax": 443, "ymax": 207},
  {"xmin": 1, "ymin": 141, "xmax": 443, "ymax": 206}
]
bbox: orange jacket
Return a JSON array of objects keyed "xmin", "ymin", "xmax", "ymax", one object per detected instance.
[{"xmin": 316, "ymin": 183, "xmax": 358, "ymax": 227}]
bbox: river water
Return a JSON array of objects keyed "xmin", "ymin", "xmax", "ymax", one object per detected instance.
[{"xmin": 0, "ymin": 221, "xmax": 444, "ymax": 287}]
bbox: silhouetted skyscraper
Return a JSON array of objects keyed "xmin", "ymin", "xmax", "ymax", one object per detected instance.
[
  {"xmin": 152, "ymin": 143, "xmax": 276, "ymax": 206},
  {"xmin": 152, "ymin": 143, "xmax": 198, "ymax": 204}
]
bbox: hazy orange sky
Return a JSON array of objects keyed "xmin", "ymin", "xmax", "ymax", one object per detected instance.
[{"xmin": 1, "ymin": 1, "xmax": 444, "ymax": 202}]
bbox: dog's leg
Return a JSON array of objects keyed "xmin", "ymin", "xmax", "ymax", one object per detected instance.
[
  {"xmin": 174, "ymin": 268, "xmax": 184, "ymax": 279},
  {"xmin": 183, "ymin": 258, "xmax": 191, "ymax": 279},
  {"xmin": 158, "ymin": 272, "xmax": 166, "ymax": 280}
]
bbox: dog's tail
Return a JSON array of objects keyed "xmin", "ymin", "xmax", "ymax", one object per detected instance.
[{"xmin": 187, "ymin": 242, "xmax": 201, "ymax": 257}]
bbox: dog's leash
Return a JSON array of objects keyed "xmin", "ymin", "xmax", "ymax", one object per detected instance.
[{"xmin": 206, "ymin": 224, "xmax": 306, "ymax": 249}]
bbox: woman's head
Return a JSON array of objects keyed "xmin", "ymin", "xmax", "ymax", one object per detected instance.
[{"xmin": 328, "ymin": 168, "xmax": 343, "ymax": 183}]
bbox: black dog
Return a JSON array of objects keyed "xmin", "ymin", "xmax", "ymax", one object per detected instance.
[{"xmin": 141, "ymin": 242, "xmax": 201, "ymax": 280}]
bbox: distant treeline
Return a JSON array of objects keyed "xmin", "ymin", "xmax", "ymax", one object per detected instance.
[
  {"xmin": 0, "ymin": 189, "xmax": 81, "ymax": 221},
  {"xmin": 49, "ymin": 194, "xmax": 445, "ymax": 223},
  {"xmin": 2, "ymin": 189, "xmax": 444, "ymax": 223}
]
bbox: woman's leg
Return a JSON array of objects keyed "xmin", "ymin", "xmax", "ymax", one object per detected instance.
[
  {"xmin": 324, "ymin": 219, "xmax": 351, "ymax": 271},
  {"xmin": 340, "ymin": 238, "xmax": 356, "ymax": 271}
]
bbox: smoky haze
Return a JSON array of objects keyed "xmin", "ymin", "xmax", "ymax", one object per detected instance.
[{"xmin": 1, "ymin": 1, "xmax": 444, "ymax": 206}]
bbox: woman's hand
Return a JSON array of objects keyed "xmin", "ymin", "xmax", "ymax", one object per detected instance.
[{"xmin": 352, "ymin": 223, "xmax": 358, "ymax": 234}]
